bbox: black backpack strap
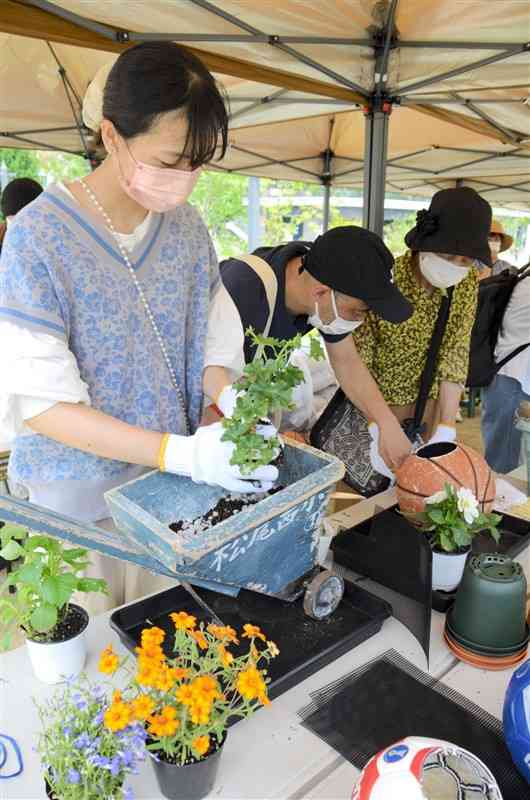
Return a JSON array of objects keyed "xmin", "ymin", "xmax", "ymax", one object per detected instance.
[
  {"xmin": 412, "ymin": 287, "xmax": 454, "ymax": 431},
  {"xmin": 494, "ymin": 342, "xmax": 530, "ymax": 373}
]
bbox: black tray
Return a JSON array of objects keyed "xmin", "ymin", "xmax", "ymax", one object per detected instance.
[
  {"xmin": 332, "ymin": 505, "xmax": 530, "ymax": 613},
  {"xmin": 110, "ymin": 578, "xmax": 391, "ymax": 702}
]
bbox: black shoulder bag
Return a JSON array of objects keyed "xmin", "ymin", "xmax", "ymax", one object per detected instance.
[{"xmin": 310, "ymin": 288, "xmax": 454, "ymax": 497}]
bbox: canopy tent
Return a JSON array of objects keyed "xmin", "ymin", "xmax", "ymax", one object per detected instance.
[{"xmin": 0, "ymin": 0, "xmax": 529, "ymax": 227}]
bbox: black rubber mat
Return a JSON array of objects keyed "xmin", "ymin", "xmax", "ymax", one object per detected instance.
[{"xmin": 299, "ymin": 649, "xmax": 528, "ymax": 800}]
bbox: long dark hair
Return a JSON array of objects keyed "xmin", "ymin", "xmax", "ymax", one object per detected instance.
[{"xmin": 103, "ymin": 42, "xmax": 228, "ymax": 168}]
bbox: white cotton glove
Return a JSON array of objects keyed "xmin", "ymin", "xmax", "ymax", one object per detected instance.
[
  {"xmin": 368, "ymin": 422, "xmax": 395, "ymax": 481},
  {"xmin": 427, "ymin": 424, "xmax": 456, "ymax": 446},
  {"xmin": 216, "ymin": 384, "xmax": 240, "ymax": 418},
  {"xmin": 216, "ymin": 383, "xmax": 281, "ymax": 437},
  {"xmin": 160, "ymin": 422, "xmax": 279, "ymax": 494}
]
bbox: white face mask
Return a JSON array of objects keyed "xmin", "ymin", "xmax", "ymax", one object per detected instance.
[
  {"xmin": 419, "ymin": 252, "xmax": 469, "ymax": 289},
  {"xmin": 308, "ymin": 291, "xmax": 364, "ymax": 335},
  {"xmin": 489, "ymin": 239, "xmax": 501, "ymax": 260}
]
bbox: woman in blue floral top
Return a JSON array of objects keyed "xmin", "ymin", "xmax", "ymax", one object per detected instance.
[{"xmin": 0, "ymin": 43, "xmax": 278, "ymax": 610}]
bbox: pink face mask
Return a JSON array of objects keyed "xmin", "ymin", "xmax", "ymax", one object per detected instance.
[{"xmin": 117, "ymin": 141, "xmax": 201, "ymax": 212}]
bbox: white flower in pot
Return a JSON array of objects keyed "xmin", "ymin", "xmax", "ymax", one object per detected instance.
[
  {"xmin": 0, "ymin": 524, "xmax": 107, "ymax": 683},
  {"xmin": 402, "ymin": 484, "xmax": 502, "ymax": 592}
]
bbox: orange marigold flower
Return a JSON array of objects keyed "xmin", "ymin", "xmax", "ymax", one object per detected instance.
[
  {"xmin": 192, "ymin": 675, "xmax": 219, "ymax": 697},
  {"xmin": 132, "ymin": 694, "xmax": 156, "ymax": 720},
  {"xmin": 170, "ymin": 611, "xmax": 197, "ymax": 631},
  {"xmin": 136, "ymin": 662, "xmax": 160, "ymax": 688},
  {"xmin": 242, "ymin": 624, "xmax": 266, "ymax": 642},
  {"xmin": 190, "ymin": 703, "xmax": 210, "ymax": 725},
  {"xmin": 219, "ymin": 644, "xmax": 234, "ymax": 667},
  {"xmin": 172, "ymin": 667, "xmax": 189, "ymax": 681},
  {"xmin": 153, "ymin": 665, "xmax": 176, "ymax": 692},
  {"xmin": 191, "ymin": 735, "xmax": 210, "ymax": 757},
  {"xmin": 99, "ymin": 645, "xmax": 119, "ymax": 674},
  {"xmin": 207, "ymin": 624, "xmax": 239, "ymax": 644},
  {"xmin": 191, "ymin": 630, "xmax": 208, "ymax": 650},
  {"xmin": 176, "ymin": 684, "xmax": 195, "ymax": 705},
  {"xmin": 259, "ymin": 691, "xmax": 270, "ymax": 706},
  {"xmin": 141, "ymin": 626, "xmax": 165, "ymax": 646},
  {"xmin": 148, "ymin": 705, "xmax": 179, "ymax": 737},
  {"xmin": 104, "ymin": 702, "xmax": 132, "ymax": 732},
  {"xmin": 135, "ymin": 642, "xmax": 165, "ymax": 663},
  {"xmin": 112, "ymin": 689, "xmax": 122, "ymax": 704},
  {"xmin": 236, "ymin": 666, "xmax": 267, "ymax": 701}
]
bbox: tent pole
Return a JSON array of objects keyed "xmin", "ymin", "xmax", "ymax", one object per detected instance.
[
  {"xmin": 247, "ymin": 177, "xmax": 261, "ymax": 251},
  {"xmin": 362, "ymin": 100, "xmax": 391, "ymax": 236},
  {"xmin": 322, "ymin": 183, "xmax": 331, "ymax": 232}
]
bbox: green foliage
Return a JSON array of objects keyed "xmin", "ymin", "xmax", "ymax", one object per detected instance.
[
  {"xmin": 38, "ymin": 151, "xmax": 89, "ymax": 183},
  {"xmin": 383, "ymin": 212, "xmax": 417, "ymax": 256},
  {"xmin": 0, "ymin": 525, "xmax": 107, "ymax": 647},
  {"xmin": 222, "ymin": 329, "xmax": 324, "ymax": 474},
  {"xmin": 190, "ymin": 171, "xmax": 248, "ymax": 259},
  {"xmin": 403, "ymin": 483, "xmax": 502, "ymax": 553}
]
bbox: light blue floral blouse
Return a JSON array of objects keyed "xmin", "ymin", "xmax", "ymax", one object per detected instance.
[{"xmin": 0, "ymin": 185, "xmax": 218, "ymax": 488}]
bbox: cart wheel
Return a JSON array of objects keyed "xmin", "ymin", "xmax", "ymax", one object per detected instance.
[{"xmin": 303, "ymin": 570, "xmax": 344, "ymax": 620}]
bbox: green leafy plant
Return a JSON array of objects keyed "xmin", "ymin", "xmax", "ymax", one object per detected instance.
[
  {"xmin": 403, "ymin": 483, "xmax": 502, "ymax": 553},
  {"xmin": 221, "ymin": 329, "xmax": 324, "ymax": 475},
  {"xmin": 0, "ymin": 524, "xmax": 107, "ymax": 648}
]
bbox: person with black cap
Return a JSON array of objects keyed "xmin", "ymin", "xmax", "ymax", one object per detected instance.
[
  {"xmin": 203, "ymin": 225, "xmax": 414, "ymax": 473},
  {"xmin": 0, "ymin": 177, "xmax": 43, "ymax": 254},
  {"xmin": 353, "ymin": 187, "xmax": 492, "ymax": 447}
]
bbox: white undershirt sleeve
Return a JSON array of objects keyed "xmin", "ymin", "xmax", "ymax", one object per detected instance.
[
  {"xmin": 203, "ymin": 282, "xmax": 246, "ymax": 381},
  {"xmin": 0, "ymin": 321, "xmax": 91, "ymax": 447}
]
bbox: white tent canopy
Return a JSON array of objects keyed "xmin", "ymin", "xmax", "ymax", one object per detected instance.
[{"xmin": 0, "ymin": 0, "xmax": 529, "ymax": 213}]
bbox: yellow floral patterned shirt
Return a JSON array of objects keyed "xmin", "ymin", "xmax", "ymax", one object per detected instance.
[{"xmin": 353, "ymin": 251, "xmax": 478, "ymax": 406}]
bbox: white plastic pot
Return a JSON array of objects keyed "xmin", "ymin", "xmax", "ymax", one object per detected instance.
[
  {"xmin": 432, "ymin": 549, "xmax": 469, "ymax": 592},
  {"xmin": 25, "ymin": 604, "xmax": 88, "ymax": 684}
]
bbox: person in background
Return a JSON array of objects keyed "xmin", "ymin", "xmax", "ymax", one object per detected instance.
[
  {"xmin": 203, "ymin": 226, "xmax": 414, "ymax": 474},
  {"xmin": 476, "ymin": 219, "xmax": 518, "ymax": 280},
  {"xmin": 0, "ymin": 177, "xmax": 43, "ymax": 254},
  {"xmin": 482, "ymin": 273, "xmax": 530, "ymax": 473},
  {"xmin": 353, "ymin": 187, "xmax": 492, "ymax": 449}
]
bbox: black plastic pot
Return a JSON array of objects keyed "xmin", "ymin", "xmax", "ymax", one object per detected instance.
[{"xmin": 149, "ymin": 738, "xmax": 225, "ymax": 800}]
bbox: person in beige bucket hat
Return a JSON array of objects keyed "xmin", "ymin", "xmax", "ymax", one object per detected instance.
[{"xmin": 489, "ymin": 218, "xmax": 517, "ymax": 276}]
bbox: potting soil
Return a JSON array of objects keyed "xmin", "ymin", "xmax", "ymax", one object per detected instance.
[
  {"xmin": 169, "ymin": 486, "xmax": 284, "ymax": 535},
  {"xmin": 29, "ymin": 604, "xmax": 86, "ymax": 643}
]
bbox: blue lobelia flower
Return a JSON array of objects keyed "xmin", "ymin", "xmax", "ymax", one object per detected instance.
[
  {"xmin": 74, "ymin": 733, "xmax": 92, "ymax": 750},
  {"xmin": 123, "ymin": 787, "xmax": 134, "ymax": 800},
  {"xmin": 88, "ymin": 754, "xmax": 111, "ymax": 769},
  {"xmin": 109, "ymin": 755, "xmax": 122, "ymax": 777},
  {"xmin": 67, "ymin": 769, "xmax": 81, "ymax": 784}
]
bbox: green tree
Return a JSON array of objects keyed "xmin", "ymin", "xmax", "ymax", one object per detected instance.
[
  {"xmin": 0, "ymin": 148, "xmax": 41, "ymax": 183},
  {"xmin": 190, "ymin": 170, "xmax": 248, "ymax": 259},
  {"xmin": 383, "ymin": 212, "xmax": 417, "ymax": 256},
  {"xmin": 38, "ymin": 152, "xmax": 90, "ymax": 183}
]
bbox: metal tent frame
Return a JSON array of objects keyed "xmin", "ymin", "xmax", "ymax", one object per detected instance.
[{"xmin": 1, "ymin": 0, "xmax": 529, "ymax": 231}]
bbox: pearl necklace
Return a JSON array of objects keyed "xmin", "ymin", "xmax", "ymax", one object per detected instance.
[{"xmin": 78, "ymin": 179, "xmax": 189, "ymax": 434}]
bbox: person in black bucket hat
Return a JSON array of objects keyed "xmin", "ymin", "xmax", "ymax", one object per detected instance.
[
  {"xmin": 353, "ymin": 187, "xmax": 492, "ymax": 459},
  {"xmin": 203, "ymin": 225, "xmax": 415, "ymax": 476}
]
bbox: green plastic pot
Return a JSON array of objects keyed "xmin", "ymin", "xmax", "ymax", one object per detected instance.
[{"xmin": 450, "ymin": 553, "xmax": 527, "ymax": 651}]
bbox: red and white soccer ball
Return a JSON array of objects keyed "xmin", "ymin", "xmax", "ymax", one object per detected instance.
[{"xmin": 351, "ymin": 737, "xmax": 502, "ymax": 800}]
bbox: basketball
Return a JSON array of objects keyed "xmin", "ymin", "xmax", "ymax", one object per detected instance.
[{"xmin": 396, "ymin": 441, "xmax": 496, "ymax": 514}]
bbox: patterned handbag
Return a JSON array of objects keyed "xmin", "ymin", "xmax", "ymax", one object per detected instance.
[{"xmin": 310, "ymin": 288, "xmax": 453, "ymax": 497}]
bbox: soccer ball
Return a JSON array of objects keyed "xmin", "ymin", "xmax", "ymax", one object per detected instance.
[{"xmin": 351, "ymin": 736, "xmax": 502, "ymax": 799}]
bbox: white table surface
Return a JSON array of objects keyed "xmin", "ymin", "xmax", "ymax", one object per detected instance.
[{"xmin": 1, "ymin": 468, "xmax": 528, "ymax": 800}]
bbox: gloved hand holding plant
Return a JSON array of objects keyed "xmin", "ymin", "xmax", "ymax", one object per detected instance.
[{"xmin": 221, "ymin": 329, "xmax": 324, "ymax": 476}]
